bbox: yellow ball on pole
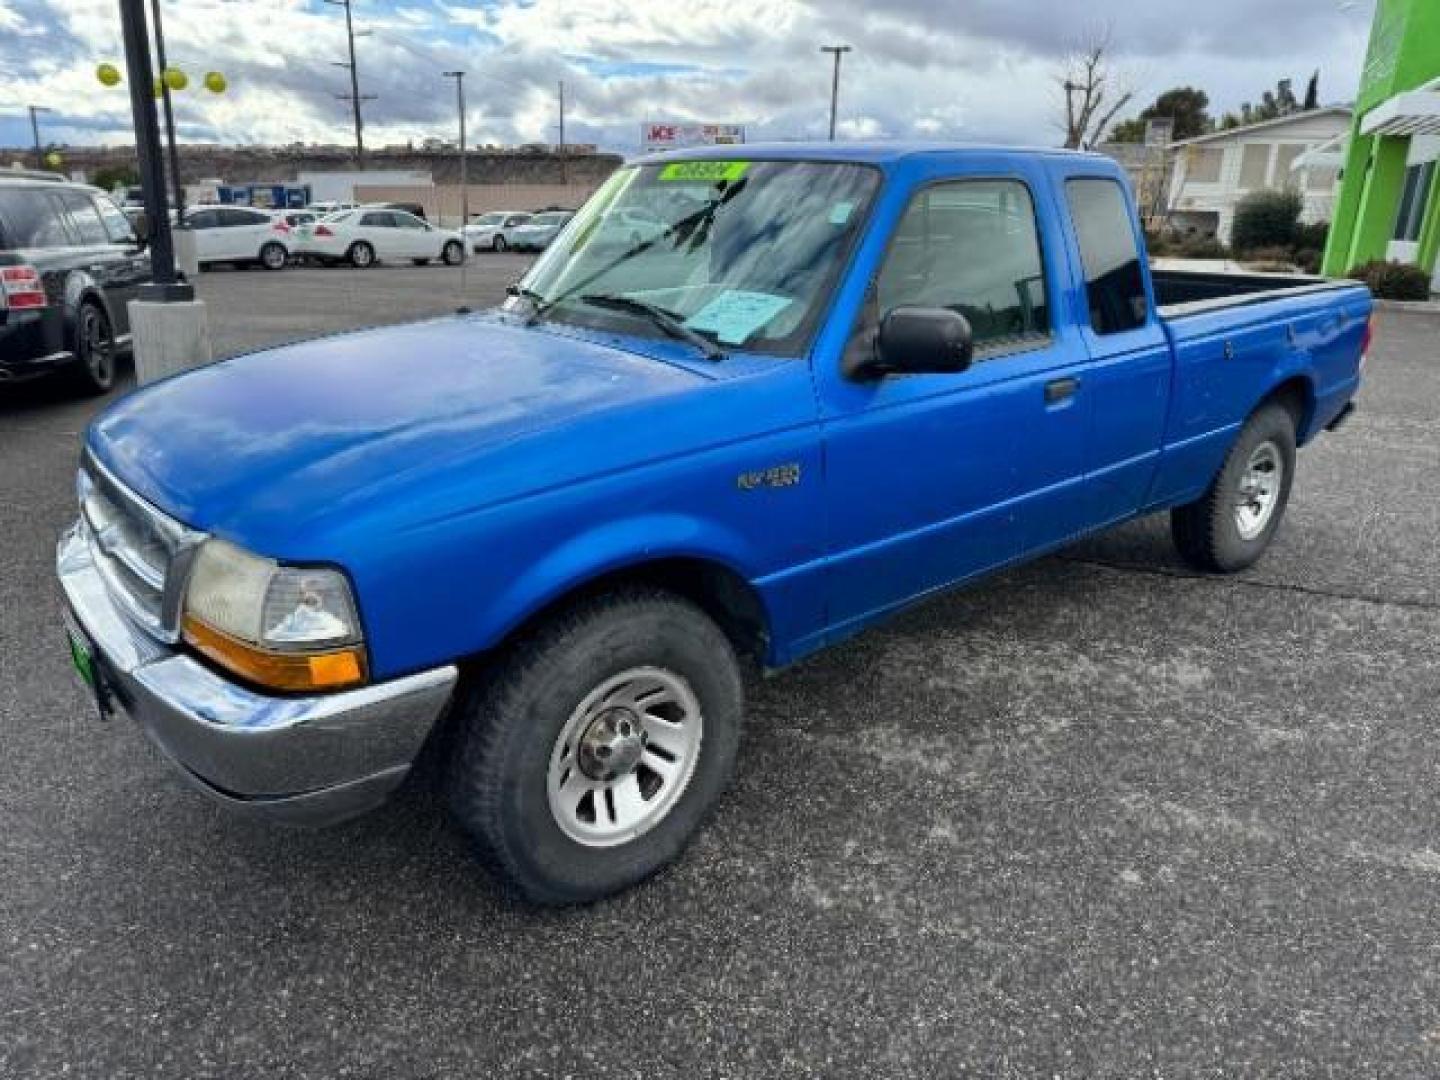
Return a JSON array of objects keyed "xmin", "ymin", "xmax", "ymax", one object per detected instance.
[
  {"xmin": 152, "ymin": 78, "xmax": 164, "ymax": 98},
  {"xmin": 203, "ymin": 71, "xmax": 227, "ymax": 94},
  {"xmin": 45, "ymin": 151, "xmax": 62, "ymax": 169},
  {"xmin": 163, "ymin": 67, "xmax": 188, "ymax": 92},
  {"xmin": 96, "ymin": 63, "xmax": 122, "ymax": 88}
]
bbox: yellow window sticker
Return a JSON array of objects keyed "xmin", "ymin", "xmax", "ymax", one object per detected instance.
[{"xmin": 659, "ymin": 161, "xmax": 751, "ymax": 183}]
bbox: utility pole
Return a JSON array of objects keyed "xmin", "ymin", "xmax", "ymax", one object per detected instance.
[
  {"xmin": 443, "ymin": 71, "xmax": 467, "ymax": 228},
  {"xmin": 557, "ymin": 80, "xmax": 568, "ymax": 187},
  {"xmin": 326, "ymin": 0, "xmax": 373, "ymax": 167},
  {"xmin": 820, "ymin": 45, "xmax": 852, "ymax": 141},
  {"xmin": 28, "ymin": 105, "xmax": 52, "ymax": 171},
  {"xmin": 149, "ymin": 0, "xmax": 185, "ymax": 218}
]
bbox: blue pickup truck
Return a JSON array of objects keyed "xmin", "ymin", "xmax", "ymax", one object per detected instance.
[{"xmin": 58, "ymin": 144, "xmax": 1370, "ymax": 903}]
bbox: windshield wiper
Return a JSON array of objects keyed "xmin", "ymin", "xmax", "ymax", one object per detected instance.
[{"xmin": 576, "ymin": 293, "xmax": 725, "ymax": 361}]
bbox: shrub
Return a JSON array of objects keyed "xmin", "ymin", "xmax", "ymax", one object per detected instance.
[
  {"xmin": 1231, "ymin": 188, "xmax": 1304, "ymax": 253},
  {"xmin": 1347, "ymin": 259, "xmax": 1432, "ymax": 301},
  {"xmin": 1293, "ymin": 220, "xmax": 1329, "ymax": 253}
]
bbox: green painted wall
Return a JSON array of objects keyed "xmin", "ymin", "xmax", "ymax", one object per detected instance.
[{"xmin": 1322, "ymin": 0, "xmax": 1440, "ymax": 276}]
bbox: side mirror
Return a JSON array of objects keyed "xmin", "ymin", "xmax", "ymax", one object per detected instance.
[
  {"xmin": 851, "ymin": 306, "xmax": 974, "ymax": 379},
  {"xmin": 132, "ymin": 211, "xmax": 152, "ymax": 250}
]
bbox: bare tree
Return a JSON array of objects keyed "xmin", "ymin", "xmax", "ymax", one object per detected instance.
[{"xmin": 1058, "ymin": 29, "xmax": 1134, "ymax": 149}]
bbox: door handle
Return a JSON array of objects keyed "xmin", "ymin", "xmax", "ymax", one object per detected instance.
[{"xmin": 1044, "ymin": 377, "xmax": 1079, "ymax": 405}]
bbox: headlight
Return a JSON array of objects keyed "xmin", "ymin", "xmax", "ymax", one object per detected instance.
[{"xmin": 181, "ymin": 539, "xmax": 367, "ymax": 692}]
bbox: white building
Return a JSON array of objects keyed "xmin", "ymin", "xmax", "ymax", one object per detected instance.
[{"xmin": 1165, "ymin": 107, "xmax": 1353, "ymax": 242}]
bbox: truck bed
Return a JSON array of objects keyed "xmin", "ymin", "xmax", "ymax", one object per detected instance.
[{"xmin": 1152, "ymin": 268, "xmax": 1354, "ymax": 319}]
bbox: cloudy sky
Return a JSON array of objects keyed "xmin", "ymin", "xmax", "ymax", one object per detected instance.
[{"xmin": 0, "ymin": 0, "xmax": 1377, "ymax": 154}]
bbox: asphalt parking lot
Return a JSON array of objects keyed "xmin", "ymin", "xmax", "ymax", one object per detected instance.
[{"xmin": 3, "ymin": 265, "xmax": 1439, "ymax": 1077}]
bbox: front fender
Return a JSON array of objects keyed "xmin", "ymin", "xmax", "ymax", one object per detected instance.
[{"xmin": 478, "ymin": 512, "xmax": 765, "ymax": 649}]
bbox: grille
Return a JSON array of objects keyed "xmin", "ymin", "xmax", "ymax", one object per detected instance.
[{"xmin": 77, "ymin": 456, "xmax": 202, "ymax": 642}]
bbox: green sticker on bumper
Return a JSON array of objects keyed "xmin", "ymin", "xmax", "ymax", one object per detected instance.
[{"xmin": 659, "ymin": 161, "xmax": 751, "ymax": 183}]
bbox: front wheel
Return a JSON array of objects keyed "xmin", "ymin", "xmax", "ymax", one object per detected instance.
[
  {"xmin": 65, "ymin": 301, "xmax": 116, "ymax": 395},
  {"xmin": 1171, "ymin": 402, "xmax": 1297, "ymax": 572},
  {"xmin": 259, "ymin": 242, "xmax": 288, "ymax": 270},
  {"xmin": 442, "ymin": 240, "xmax": 464, "ymax": 266},
  {"xmin": 447, "ymin": 588, "xmax": 743, "ymax": 905}
]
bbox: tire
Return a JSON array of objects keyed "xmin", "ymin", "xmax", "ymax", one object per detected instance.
[
  {"xmin": 442, "ymin": 240, "xmax": 464, "ymax": 266},
  {"xmin": 411, "ymin": 258, "xmax": 431, "ymax": 266},
  {"xmin": 65, "ymin": 301, "xmax": 116, "ymax": 396},
  {"xmin": 492, "ymin": 235, "xmax": 507, "ymax": 252},
  {"xmin": 1171, "ymin": 402, "xmax": 1297, "ymax": 572},
  {"xmin": 347, "ymin": 241, "xmax": 375, "ymax": 268},
  {"xmin": 447, "ymin": 587, "xmax": 743, "ymax": 905},
  {"xmin": 259, "ymin": 242, "xmax": 288, "ymax": 270}
]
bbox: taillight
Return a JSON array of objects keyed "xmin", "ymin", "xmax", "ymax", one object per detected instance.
[
  {"xmin": 314, "ymin": 224, "xmax": 333, "ymax": 237},
  {"xmin": 0, "ymin": 265, "xmax": 46, "ymax": 310}
]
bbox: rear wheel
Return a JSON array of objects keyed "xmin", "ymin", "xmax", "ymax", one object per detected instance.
[
  {"xmin": 447, "ymin": 588, "xmax": 743, "ymax": 905},
  {"xmin": 65, "ymin": 301, "xmax": 116, "ymax": 396},
  {"xmin": 1171, "ymin": 402, "xmax": 1297, "ymax": 572},
  {"xmin": 442, "ymin": 240, "xmax": 464, "ymax": 266},
  {"xmin": 348, "ymin": 241, "xmax": 375, "ymax": 268},
  {"xmin": 259, "ymin": 242, "xmax": 288, "ymax": 270},
  {"xmin": 492, "ymin": 235, "xmax": 507, "ymax": 252}
]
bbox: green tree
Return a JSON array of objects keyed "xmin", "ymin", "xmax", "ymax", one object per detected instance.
[
  {"xmin": 1220, "ymin": 76, "xmax": 1318, "ymax": 130},
  {"xmin": 1109, "ymin": 86, "xmax": 1213, "ymax": 143},
  {"xmin": 91, "ymin": 163, "xmax": 139, "ymax": 194}
]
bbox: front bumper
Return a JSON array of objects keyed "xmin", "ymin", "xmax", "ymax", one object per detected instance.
[{"xmin": 57, "ymin": 522, "xmax": 458, "ymax": 825}]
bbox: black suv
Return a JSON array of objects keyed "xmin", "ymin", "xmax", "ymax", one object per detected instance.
[{"xmin": 0, "ymin": 174, "xmax": 151, "ymax": 395}]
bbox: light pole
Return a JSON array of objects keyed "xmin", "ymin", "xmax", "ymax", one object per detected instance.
[
  {"xmin": 443, "ymin": 70, "xmax": 468, "ymax": 230},
  {"xmin": 820, "ymin": 45, "xmax": 851, "ymax": 141},
  {"xmin": 28, "ymin": 106, "xmax": 53, "ymax": 171},
  {"xmin": 149, "ymin": 0, "xmax": 186, "ymax": 218}
]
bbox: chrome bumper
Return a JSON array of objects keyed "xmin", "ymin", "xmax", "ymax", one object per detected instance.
[{"xmin": 56, "ymin": 521, "xmax": 458, "ymax": 825}]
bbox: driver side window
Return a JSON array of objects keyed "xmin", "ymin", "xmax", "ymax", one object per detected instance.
[{"xmin": 873, "ymin": 179, "xmax": 1050, "ymax": 356}]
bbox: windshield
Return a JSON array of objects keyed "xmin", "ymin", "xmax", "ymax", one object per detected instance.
[
  {"xmin": 472, "ymin": 213, "xmax": 505, "ymax": 226},
  {"xmin": 515, "ymin": 160, "xmax": 879, "ymax": 357}
]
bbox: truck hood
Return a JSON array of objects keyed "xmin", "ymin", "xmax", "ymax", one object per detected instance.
[{"xmin": 87, "ymin": 315, "xmax": 730, "ymax": 553}]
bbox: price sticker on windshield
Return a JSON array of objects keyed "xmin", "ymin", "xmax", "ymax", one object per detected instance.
[{"xmin": 659, "ymin": 161, "xmax": 751, "ymax": 183}]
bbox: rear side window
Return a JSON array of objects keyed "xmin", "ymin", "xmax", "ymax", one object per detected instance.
[
  {"xmin": 218, "ymin": 208, "xmax": 264, "ymax": 227},
  {"xmin": 874, "ymin": 179, "xmax": 1049, "ymax": 352},
  {"xmin": 0, "ymin": 188, "xmax": 77, "ymax": 249},
  {"xmin": 59, "ymin": 192, "xmax": 111, "ymax": 246},
  {"xmin": 1065, "ymin": 178, "xmax": 1149, "ymax": 335},
  {"xmin": 360, "ymin": 212, "xmax": 394, "ymax": 227},
  {"xmin": 187, "ymin": 209, "xmax": 219, "ymax": 229}
]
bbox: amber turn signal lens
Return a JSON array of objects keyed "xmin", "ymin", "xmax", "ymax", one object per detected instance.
[{"xmin": 183, "ymin": 615, "xmax": 367, "ymax": 692}]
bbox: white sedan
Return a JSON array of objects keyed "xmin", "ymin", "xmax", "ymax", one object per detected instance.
[
  {"xmin": 462, "ymin": 211, "xmax": 532, "ymax": 252},
  {"xmin": 301, "ymin": 208, "xmax": 466, "ymax": 267},
  {"xmin": 182, "ymin": 204, "xmax": 295, "ymax": 270}
]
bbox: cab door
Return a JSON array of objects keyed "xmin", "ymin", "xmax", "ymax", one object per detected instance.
[
  {"xmin": 1054, "ymin": 171, "xmax": 1172, "ymax": 524},
  {"xmin": 816, "ymin": 172, "xmax": 1093, "ymax": 635}
]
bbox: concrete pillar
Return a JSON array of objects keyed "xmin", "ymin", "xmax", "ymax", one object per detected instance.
[{"xmin": 128, "ymin": 299, "xmax": 212, "ymax": 385}]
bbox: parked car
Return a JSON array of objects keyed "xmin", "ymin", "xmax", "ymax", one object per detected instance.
[
  {"xmin": 462, "ymin": 210, "xmax": 532, "ymax": 252},
  {"xmin": 57, "ymin": 145, "xmax": 1370, "ymax": 905},
  {"xmin": 300, "ymin": 207, "xmax": 465, "ymax": 267},
  {"xmin": 592, "ymin": 206, "xmax": 667, "ymax": 247},
  {"xmin": 506, "ymin": 210, "xmax": 574, "ymax": 251},
  {"xmin": 281, "ymin": 209, "xmax": 319, "ymax": 230},
  {"xmin": 0, "ymin": 174, "xmax": 149, "ymax": 394},
  {"xmin": 182, "ymin": 204, "xmax": 293, "ymax": 271}
]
